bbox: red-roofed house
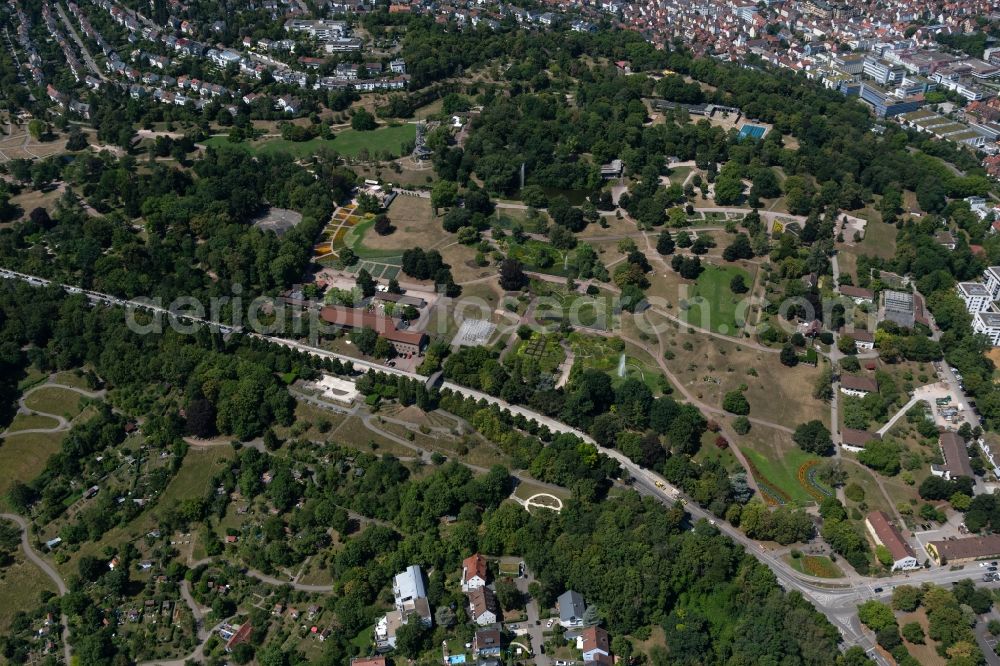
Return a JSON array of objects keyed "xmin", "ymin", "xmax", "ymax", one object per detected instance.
[
  {"xmin": 577, "ymin": 626, "xmax": 611, "ymax": 663},
  {"xmin": 225, "ymin": 623, "xmax": 253, "ymax": 651},
  {"xmin": 461, "ymin": 553, "xmax": 488, "ymax": 591}
]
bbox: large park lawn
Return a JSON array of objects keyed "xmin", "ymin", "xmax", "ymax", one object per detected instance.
[
  {"xmin": 678, "ymin": 264, "xmax": 751, "ymax": 335},
  {"xmin": 204, "ymin": 123, "xmax": 416, "ymax": 159}
]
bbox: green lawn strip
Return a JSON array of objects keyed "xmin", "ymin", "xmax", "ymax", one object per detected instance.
[{"xmin": 679, "ymin": 264, "xmax": 750, "ymax": 334}]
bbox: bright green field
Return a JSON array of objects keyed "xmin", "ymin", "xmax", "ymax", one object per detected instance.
[
  {"xmin": 679, "ymin": 264, "xmax": 750, "ymax": 334},
  {"xmin": 344, "ymin": 217, "xmax": 405, "ymax": 259},
  {"xmin": 204, "ymin": 124, "xmax": 416, "ymax": 158},
  {"xmin": 742, "ymin": 445, "xmax": 820, "ymax": 507}
]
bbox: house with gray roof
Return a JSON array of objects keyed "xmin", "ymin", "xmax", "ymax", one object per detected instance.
[{"xmin": 557, "ymin": 590, "xmax": 586, "ymax": 628}]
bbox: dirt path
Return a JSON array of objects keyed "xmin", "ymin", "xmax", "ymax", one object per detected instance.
[{"xmin": 0, "ymin": 513, "xmax": 72, "ymax": 664}]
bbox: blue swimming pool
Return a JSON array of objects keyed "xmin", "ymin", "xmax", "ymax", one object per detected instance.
[
  {"xmin": 448, "ymin": 656, "xmax": 467, "ymax": 664},
  {"xmin": 738, "ymin": 124, "xmax": 767, "ymax": 139}
]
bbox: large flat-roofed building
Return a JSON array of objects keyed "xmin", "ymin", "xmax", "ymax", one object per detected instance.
[
  {"xmin": 928, "ymin": 534, "xmax": 1000, "ymax": 564},
  {"xmin": 880, "ymin": 290, "xmax": 915, "ymax": 328},
  {"xmin": 319, "ymin": 306, "xmax": 426, "ymax": 355},
  {"xmin": 862, "ymin": 58, "xmax": 904, "ymax": 86},
  {"xmin": 958, "ymin": 282, "xmax": 993, "ymax": 313},
  {"xmin": 973, "ymin": 311, "xmax": 1000, "ymax": 346},
  {"xmin": 985, "ymin": 266, "xmax": 1000, "ymax": 300},
  {"xmin": 931, "ymin": 431, "xmax": 974, "ymax": 480},
  {"xmin": 865, "ymin": 511, "xmax": 919, "ymax": 571}
]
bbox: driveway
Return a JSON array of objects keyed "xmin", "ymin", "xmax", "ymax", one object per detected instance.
[{"xmin": 513, "ymin": 566, "xmax": 551, "ymax": 666}]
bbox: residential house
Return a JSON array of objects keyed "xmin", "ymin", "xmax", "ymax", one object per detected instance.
[
  {"xmin": 973, "ymin": 311, "xmax": 1000, "ymax": 346},
  {"xmin": 467, "ymin": 586, "xmax": 499, "ymax": 626},
  {"xmin": 461, "ymin": 553, "xmax": 489, "ymax": 591},
  {"xmin": 557, "ymin": 590, "xmax": 586, "ymax": 628},
  {"xmin": 935, "ymin": 230, "xmax": 957, "ymax": 250},
  {"xmin": 851, "ymin": 328, "xmax": 875, "ymax": 350},
  {"xmin": 984, "ymin": 266, "xmax": 1000, "ymax": 301},
  {"xmin": 276, "ymin": 95, "xmax": 301, "ymax": 114},
  {"xmin": 578, "ymin": 626, "xmax": 611, "ymax": 664},
  {"xmin": 225, "ymin": 623, "xmax": 253, "ymax": 652},
  {"xmin": 375, "ymin": 565, "xmax": 432, "ymax": 649},
  {"xmin": 473, "ymin": 629, "xmax": 505, "ymax": 657}
]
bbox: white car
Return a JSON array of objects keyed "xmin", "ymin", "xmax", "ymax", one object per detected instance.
[{"xmin": 546, "ymin": 619, "xmax": 554, "ymax": 628}]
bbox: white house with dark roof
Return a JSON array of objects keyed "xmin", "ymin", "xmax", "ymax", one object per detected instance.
[
  {"xmin": 840, "ymin": 374, "xmax": 878, "ymax": 397},
  {"xmin": 557, "ymin": 590, "xmax": 586, "ymax": 628}
]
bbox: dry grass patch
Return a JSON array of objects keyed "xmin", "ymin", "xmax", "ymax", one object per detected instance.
[
  {"xmin": 896, "ymin": 609, "xmax": 946, "ymax": 666},
  {"xmin": 6, "ymin": 412, "xmax": 61, "ymax": 432},
  {"xmin": 655, "ymin": 315, "xmax": 826, "ymax": 426},
  {"xmin": 364, "ymin": 196, "xmax": 441, "ymax": 251},
  {"xmin": 440, "ymin": 241, "xmax": 493, "ymax": 284},
  {"xmin": 23, "ymin": 387, "xmax": 84, "ymax": 419},
  {"xmin": 0, "ymin": 431, "xmax": 65, "ymax": 503},
  {"xmin": 0, "ymin": 556, "xmax": 57, "ymax": 632}
]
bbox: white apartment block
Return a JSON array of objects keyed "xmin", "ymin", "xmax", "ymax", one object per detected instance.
[
  {"xmin": 958, "ymin": 282, "xmax": 993, "ymax": 313},
  {"xmin": 973, "ymin": 311, "xmax": 1000, "ymax": 346},
  {"xmin": 985, "ymin": 266, "xmax": 1000, "ymax": 300}
]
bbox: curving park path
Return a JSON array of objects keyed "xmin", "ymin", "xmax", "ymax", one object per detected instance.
[
  {"xmin": 0, "ymin": 513, "xmax": 72, "ymax": 664},
  {"xmin": 1, "ymin": 381, "xmax": 107, "ymax": 438}
]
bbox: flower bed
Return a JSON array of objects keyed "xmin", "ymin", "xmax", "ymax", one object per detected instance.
[
  {"xmin": 797, "ymin": 460, "xmax": 834, "ymax": 503},
  {"xmin": 745, "ymin": 456, "xmax": 790, "ymax": 506}
]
